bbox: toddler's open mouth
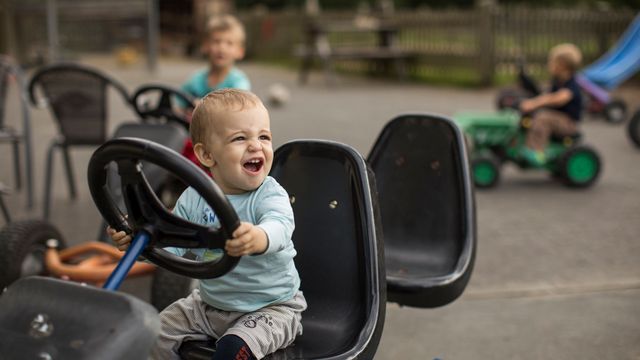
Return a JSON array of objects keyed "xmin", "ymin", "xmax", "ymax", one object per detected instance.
[{"xmin": 243, "ymin": 158, "xmax": 264, "ymax": 174}]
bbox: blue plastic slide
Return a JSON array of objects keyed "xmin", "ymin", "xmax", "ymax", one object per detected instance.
[{"xmin": 582, "ymin": 13, "xmax": 640, "ymax": 90}]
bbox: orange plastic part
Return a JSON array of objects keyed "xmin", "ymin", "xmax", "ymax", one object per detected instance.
[{"xmin": 45, "ymin": 241, "xmax": 156, "ymax": 284}]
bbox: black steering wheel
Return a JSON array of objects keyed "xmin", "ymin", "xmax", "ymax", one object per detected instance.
[
  {"xmin": 87, "ymin": 137, "xmax": 241, "ymax": 279},
  {"xmin": 131, "ymin": 84, "xmax": 195, "ymax": 129}
]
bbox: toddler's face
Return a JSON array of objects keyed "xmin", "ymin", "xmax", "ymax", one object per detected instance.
[
  {"xmin": 202, "ymin": 105, "xmax": 273, "ymax": 194},
  {"xmin": 547, "ymin": 56, "xmax": 567, "ymax": 77},
  {"xmin": 203, "ymin": 29, "xmax": 245, "ymax": 69}
]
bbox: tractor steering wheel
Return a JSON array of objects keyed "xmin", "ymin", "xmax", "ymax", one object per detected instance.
[
  {"xmin": 87, "ymin": 137, "xmax": 240, "ymax": 279},
  {"xmin": 131, "ymin": 85, "xmax": 195, "ymax": 129}
]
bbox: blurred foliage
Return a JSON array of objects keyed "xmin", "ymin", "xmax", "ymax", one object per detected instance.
[{"xmin": 235, "ymin": 0, "xmax": 640, "ymax": 10}]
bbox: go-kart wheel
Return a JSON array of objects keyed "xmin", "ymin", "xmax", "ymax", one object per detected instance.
[
  {"xmin": 0, "ymin": 220, "xmax": 67, "ymax": 289},
  {"xmin": 151, "ymin": 267, "xmax": 197, "ymax": 311},
  {"xmin": 88, "ymin": 137, "xmax": 241, "ymax": 279},
  {"xmin": 131, "ymin": 85, "xmax": 196, "ymax": 129},
  {"xmin": 558, "ymin": 145, "xmax": 601, "ymax": 188},
  {"xmin": 603, "ymin": 99, "xmax": 627, "ymax": 124},
  {"xmin": 496, "ymin": 88, "xmax": 525, "ymax": 110},
  {"xmin": 627, "ymin": 109, "xmax": 640, "ymax": 148},
  {"xmin": 472, "ymin": 154, "xmax": 501, "ymax": 188}
]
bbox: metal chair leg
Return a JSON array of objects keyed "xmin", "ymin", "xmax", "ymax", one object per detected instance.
[
  {"xmin": 62, "ymin": 145, "xmax": 77, "ymax": 199},
  {"xmin": 24, "ymin": 138, "xmax": 34, "ymax": 208},
  {"xmin": 43, "ymin": 143, "xmax": 56, "ymax": 220}
]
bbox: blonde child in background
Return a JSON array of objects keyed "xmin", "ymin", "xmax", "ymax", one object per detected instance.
[
  {"xmin": 181, "ymin": 14, "xmax": 251, "ymax": 168},
  {"xmin": 519, "ymin": 43, "xmax": 583, "ymax": 165}
]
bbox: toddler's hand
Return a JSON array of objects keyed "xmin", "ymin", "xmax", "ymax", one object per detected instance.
[
  {"xmin": 225, "ymin": 222, "xmax": 268, "ymax": 257},
  {"xmin": 107, "ymin": 226, "xmax": 133, "ymax": 251}
]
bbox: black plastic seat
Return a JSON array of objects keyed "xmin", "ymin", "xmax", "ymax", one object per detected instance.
[
  {"xmin": 0, "ymin": 56, "xmax": 34, "ymax": 208},
  {"xmin": 28, "ymin": 62, "xmax": 132, "ymax": 219},
  {"xmin": 368, "ymin": 114, "xmax": 476, "ymax": 308},
  {"xmin": 0, "ymin": 276, "xmax": 159, "ymax": 360},
  {"xmin": 179, "ymin": 140, "xmax": 386, "ymax": 360}
]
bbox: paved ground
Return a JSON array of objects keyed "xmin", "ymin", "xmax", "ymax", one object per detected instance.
[{"xmin": 1, "ymin": 55, "xmax": 639, "ymax": 359}]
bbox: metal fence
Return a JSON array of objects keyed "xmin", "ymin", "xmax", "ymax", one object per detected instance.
[
  {"xmin": 7, "ymin": 0, "xmax": 151, "ymax": 67},
  {"xmin": 238, "ymin": 6, "xmax": 637, "ymax": 85}
]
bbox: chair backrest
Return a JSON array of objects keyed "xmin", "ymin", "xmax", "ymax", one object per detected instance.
[
  {"xmin": 368, "ymin": 113, "xmax": 476, "ymax": 308},
  {"xmin": 28, "ymin": 63, "xmax": 130, "ymax": 145},
  {"xmin": 268, "ymin": 140, "xmax": 385, "ymax": 359}
]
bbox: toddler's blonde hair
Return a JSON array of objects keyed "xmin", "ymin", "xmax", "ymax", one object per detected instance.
[
  {"xmin": 205, "ymin": 15, "xmax": 246, "ymax": 44},
  {"xmin": 549, "ymin": 43, "xmax": 582, "ymax": 72},
  {"xmin": 190, "ymin": 89, "xmax": 263, "ymax": 145}
]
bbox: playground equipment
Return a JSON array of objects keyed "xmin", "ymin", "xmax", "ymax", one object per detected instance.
[
  {"xmin": 581, "ymin": 14, "xmax": 640, "ymax": 91},
  {"xmin": 455, "ymin": 109, "xmax": 601, "ymax": 188}
]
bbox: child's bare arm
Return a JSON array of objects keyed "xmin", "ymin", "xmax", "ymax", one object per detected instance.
[{"xmin": 520, "ymin": 88, "xmax": 573, "ymax": 113}]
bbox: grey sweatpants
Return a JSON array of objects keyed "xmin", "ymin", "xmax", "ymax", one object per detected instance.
[{"xmin": 150, "ymin": 289, "xmax": 307, "ymax": 360}]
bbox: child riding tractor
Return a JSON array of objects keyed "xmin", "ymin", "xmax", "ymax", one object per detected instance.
[{"xmin": 455, "ymin": 109, "xmax": 601, "ymax": 189}]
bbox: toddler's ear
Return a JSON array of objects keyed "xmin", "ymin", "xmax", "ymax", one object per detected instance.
[{"xmin": 193, "ymin": 143, "xmax": 215, "ymax": 168}]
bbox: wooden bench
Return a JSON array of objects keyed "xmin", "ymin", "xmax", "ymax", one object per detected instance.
[{"xmin": 295, "ymin": 21, "xmax": 417, "ymax": 85}]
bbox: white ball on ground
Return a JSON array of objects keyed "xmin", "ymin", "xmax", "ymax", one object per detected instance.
[{"xmin": 267, "ymin": 83, "xmax": 291, "ymax": 107}]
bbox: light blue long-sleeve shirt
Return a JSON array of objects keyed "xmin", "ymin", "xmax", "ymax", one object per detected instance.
[
  {"xmin": 181, "ymin": 66, "xmax": 251, "ymax": 99},
  {"xmin": 167, "ymin": 176, "xmax": 300, "ymax": 312}
]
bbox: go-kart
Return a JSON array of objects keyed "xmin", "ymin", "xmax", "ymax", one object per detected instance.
[
  {"xmin": 455, "ymin": 109, "xmax": 601, "ymax": 189},
  {"xmin": 496, "ymin": 62, "xmax": 628, "ymax": 124},
  {"xmin": 0, "ymin": 113, "xmax": 476, "ymax": 359}
]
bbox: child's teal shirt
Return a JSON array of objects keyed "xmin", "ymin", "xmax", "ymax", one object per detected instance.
[
  {"xmin": 167, "ymin": 176, "xmax": 300, "ymax": 312},
  {"xmin": 181, "ymin": 66, "xmax": 251, "ymax": 99}
]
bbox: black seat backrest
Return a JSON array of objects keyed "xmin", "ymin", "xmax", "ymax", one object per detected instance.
[
  {"xmin": 179, "ymin": 140, "xmax": 386, "ymax": 360},
  {"xmin": 28, "ymin": 63, "xmax": 130, "ymax": 145},
  {"xmin": 268, "ymin": 140, "xmax": 385, "ymax": 359},
  {"xmin": 368, "ymin": 114, "xmax": 476, "ymax": 308},
  {"xmin": 0, "ymin": 276, "xmax": 159, "ymax": 360}
]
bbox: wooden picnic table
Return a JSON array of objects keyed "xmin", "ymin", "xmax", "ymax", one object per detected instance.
[{"xmin": 296, "ymin": 20, "xmax": 416, "ymax": 84}]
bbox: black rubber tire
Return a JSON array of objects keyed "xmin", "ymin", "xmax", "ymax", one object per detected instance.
[
  {"xmin": 0, "ymin": 220, "xmax": 67, "ymax": 290},
  {"xmin": 627, "ymin": 109, "xmax": 640, "ymax": 148},
  {"xmin": 558, "ymin": 145, "xmax": 601, "ymax": 188},
  {"xmin": 151, "ymin": 267, "xmax": 197, "ymax": 311},
  {"xmin": 471, "ymin": 154, "xmax": 501, "ymax": 189},
  {"xmin": 603, "ymin": 99, "xmax": 627, "ymax": 124}
]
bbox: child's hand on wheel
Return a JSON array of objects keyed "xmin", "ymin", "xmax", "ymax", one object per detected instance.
[
  {"xmin": 225, "ymin": 222, "xmax": 268, "ymax": 257},
  {"xmin": 107, "ymin": 226, "xmax": 133, "ymax": 251}
]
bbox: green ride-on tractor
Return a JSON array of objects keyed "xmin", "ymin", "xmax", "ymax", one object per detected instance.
[{"xmin": 454, "ymin": 110, "xmax": 601, "ymax": 189}]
